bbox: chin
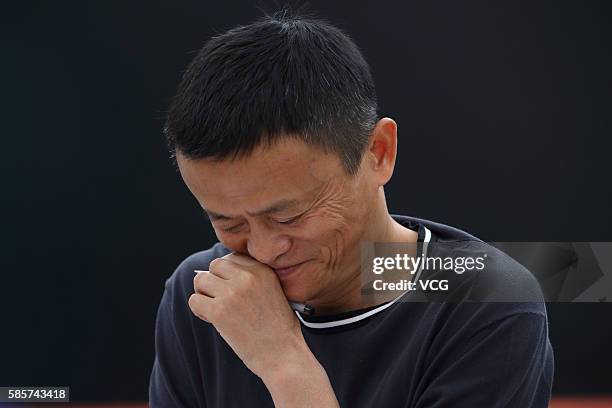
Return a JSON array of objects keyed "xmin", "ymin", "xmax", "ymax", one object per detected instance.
[{"xmin": 280, "ymin": 281, "xmax": 314, "ymax": 303}]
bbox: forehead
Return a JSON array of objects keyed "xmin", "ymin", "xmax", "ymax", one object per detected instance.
[{"xmin": 176, "ymin": 138, "xmax": 345, "ymax": 209}]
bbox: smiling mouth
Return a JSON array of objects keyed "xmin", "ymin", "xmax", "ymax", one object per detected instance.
[{"xmin": 273, "ymin": 261, "xmax": 308, "ymax": 277}]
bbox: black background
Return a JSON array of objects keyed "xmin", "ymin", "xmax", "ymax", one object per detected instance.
[{"xmin": 2, "ymin": 0, "xmax": 611, "ymax": 401}]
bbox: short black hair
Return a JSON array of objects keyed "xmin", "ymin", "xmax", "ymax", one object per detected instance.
[{"xmin": 164, "ymin": 9, "xmax": 378, "ymax": 176}]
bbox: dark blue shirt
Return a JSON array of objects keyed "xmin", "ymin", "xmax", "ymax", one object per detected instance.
[{"xmin": 149, "ymin": 215, "xmax": 554, "ymax": 407}]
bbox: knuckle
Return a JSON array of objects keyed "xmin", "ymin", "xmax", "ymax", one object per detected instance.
[
  {"xmin": 188, "ymin": 294, "xmax": 209, "ymax": 322},
  {"xmin": 188, "ymin": 293, "xmax": 199, "ymax": 310},
  {"xmin": 193, "ymin": 273, "xmax": 207, "ymax": 293},
  {"xmin": 241, "ymin": 272, "xmax": 256, "ymax": 286}
]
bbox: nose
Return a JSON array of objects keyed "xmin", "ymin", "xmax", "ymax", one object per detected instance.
[{"xmin": 246, "ymin": 224, "xmax": 291, "ymax": 266}]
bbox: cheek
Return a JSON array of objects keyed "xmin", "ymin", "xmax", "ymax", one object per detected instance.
[
  {"xmin": 299, "ymin": 211, "xmax": 346, "ymax": 242},
  {"xmin": 301, "ymin": 215, "xmax": 356, "ymax": 261}
]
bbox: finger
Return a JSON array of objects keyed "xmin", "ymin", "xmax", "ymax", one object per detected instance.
[
  {"xmin": 208, "ymin": 257, "xmax": 246, "ymax": 280},
  {"xmin": 222, "ymin": 252, "xmax": 261, "ymax": 267},
  {"xmin": 194, "ymin": 270, "xmax": 229, "ymax": 297},
  {"xmin": 188, "ymin": 293, "xmax": 213, "ymax": 323}
]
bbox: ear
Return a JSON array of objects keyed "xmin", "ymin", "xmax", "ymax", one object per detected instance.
[{"xmin": 365, "ymin": 117, "xmax": 398, "ymax": 186}]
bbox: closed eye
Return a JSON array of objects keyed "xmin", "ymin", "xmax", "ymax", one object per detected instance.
[
  {"xmin": 276, "ymin": 215, "xmax": 301, "ymax": 225},
  {"xmin": 221, "ymin": 224, "xmax": 244, "ymax": 233}
]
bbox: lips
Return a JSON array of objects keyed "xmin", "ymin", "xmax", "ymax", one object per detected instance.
[{"xmin": 273, "ymin": 261, "xmax": 307, "ymax": 277}]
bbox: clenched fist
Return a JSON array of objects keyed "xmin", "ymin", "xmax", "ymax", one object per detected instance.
[{"xmin": 190, "ymin": 253, "xmax": 307, "ymax": 381}]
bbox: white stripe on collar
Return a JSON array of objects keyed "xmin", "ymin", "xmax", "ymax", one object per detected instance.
[{"xmin": 296, "ymin": 226, "xmax": 432, "ymax": 329}]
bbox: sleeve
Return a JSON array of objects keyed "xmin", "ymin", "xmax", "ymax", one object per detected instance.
[
  {"xmin": 414, "ymin": 310, "xmax": 554, "ymax": 408},
  {"xmin": 149, "ymin": 275, "xmax": 205, "ymax": 408}
]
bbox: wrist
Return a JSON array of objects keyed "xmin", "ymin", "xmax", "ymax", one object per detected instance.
[
  {"xmin": 261, "ymin": 341, "xmax": 323, "ymax": 390},
  {"xmin": 261, "ymin": 343, "xmax": 339, "ymax": 408}
]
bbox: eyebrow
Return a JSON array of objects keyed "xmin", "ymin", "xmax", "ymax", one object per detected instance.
[{"xmin": 203, "ymin": 198, "xmax": 302, "ymax": 221}]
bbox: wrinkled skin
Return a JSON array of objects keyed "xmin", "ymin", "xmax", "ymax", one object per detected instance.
[{"xmin": 178, "ymin": 118, "xmax": 417, "ymax": 394}]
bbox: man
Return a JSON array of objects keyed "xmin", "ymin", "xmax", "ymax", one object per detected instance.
[{"xmin": 149, "ymin": 10, "xmax": 554, "ymax": 407}]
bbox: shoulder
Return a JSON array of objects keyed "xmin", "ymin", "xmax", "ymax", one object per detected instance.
[
  {"xmin": 454, "ymin": 240, "xmax": 547, "ymax": 313},
  {"xmin": 429, "ymin": 239, "xmax": 551, "ymax": 350},
  {"xmin": 396, "ymin": 214, "xmax": 547, "ymax": 316}
]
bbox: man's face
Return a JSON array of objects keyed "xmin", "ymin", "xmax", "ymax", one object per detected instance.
[{"xmin": 176, "ymin": 137, "xmax": 377, "ymax": 303}]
